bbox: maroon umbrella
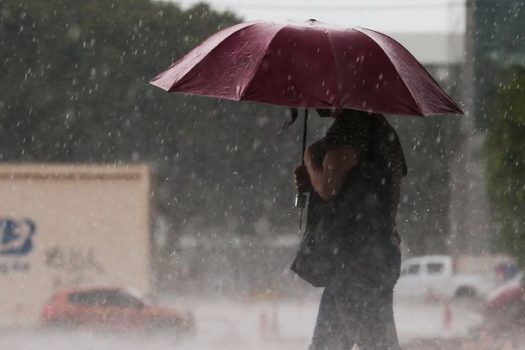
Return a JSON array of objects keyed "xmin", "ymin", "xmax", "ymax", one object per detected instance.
[{"xmin": 150, "ymin": 19, "xmax": 462, "ymax": 116}]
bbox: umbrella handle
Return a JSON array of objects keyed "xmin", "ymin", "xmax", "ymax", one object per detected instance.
[{"xmin": 295, "ymin": 109, "xmax": 309, "ymax": 210}]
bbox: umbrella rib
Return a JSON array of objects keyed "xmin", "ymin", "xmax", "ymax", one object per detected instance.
[
  {"xmin": 323, "ymin": 28, "xmax": 343, "ymax": 106},
  {"xmin": 238, "ymin": 24, "xmax": 286, "ymax": 100},
  {"xmin": 356, "ymin": 28, "xmax": 463, "ymax": 115},
  {"xmin": 353, "ymin": 27, "xmax": 424, "ymax": 116},
  {"xmin": 156, "ymin": 22, "xmax": 262, "ymax": 94}
]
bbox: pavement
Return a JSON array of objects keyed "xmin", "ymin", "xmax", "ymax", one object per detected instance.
[{"xmin": 0, "ymin": 296, "xmax": 488, "ymax": 350}]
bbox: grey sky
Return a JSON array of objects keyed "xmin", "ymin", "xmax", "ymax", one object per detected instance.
[{"xmin": 174, "ymin": 0, "xmax": 466, "ymax": 33}]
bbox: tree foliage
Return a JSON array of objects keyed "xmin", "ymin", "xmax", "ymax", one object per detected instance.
[
  {"xmin": 0, "ymin": 0, "xmax": 302, "ymax": 242},
  {"xmin": 485, "ymin": 65, "xmax": 525, "ymax": 263},
  {"xmin": 0, "ymin": 0, "xmax": 462, "ymax": 264}
]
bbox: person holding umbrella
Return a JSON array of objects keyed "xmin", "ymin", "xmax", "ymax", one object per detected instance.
[
  {"xmin": 150, "ymin": 18, "xmax": 462, "ymax": 349},
  {"xmin": 293, "ymin": 108, "xmax": 406, "ymax": 350}
]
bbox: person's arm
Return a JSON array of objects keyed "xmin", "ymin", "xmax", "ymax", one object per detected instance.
[{"xmin": 304, "ymin": 140, "xmax": 360, "ymax": 201}]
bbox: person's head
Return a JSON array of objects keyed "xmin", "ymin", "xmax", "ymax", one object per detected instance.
[
  {"xmin": 324, "ymin": 109, "xmax": 372, "ymax": 144},
  {"xmin": 323, "ymin": 109, "xmax": 408, "ymax": 177}
]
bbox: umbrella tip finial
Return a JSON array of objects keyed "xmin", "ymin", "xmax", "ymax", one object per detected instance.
[{"xmin": 308, "ymin": 18, "xmax": 318, "ymax": 23}]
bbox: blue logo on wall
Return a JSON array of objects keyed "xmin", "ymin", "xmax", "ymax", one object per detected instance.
[{"xmin": 0, "ymin": 218, "xmax": 36, "ymax": 256}]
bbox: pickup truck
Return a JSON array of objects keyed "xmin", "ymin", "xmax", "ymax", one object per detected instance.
[{"xmin": 394, "ymin": 255, "xmax": 500, "ymax": 300}]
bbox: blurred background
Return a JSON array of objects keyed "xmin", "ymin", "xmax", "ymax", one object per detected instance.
[{"xmin": 0, "ymin": 0, "xmax": 524, "ymax": 349}]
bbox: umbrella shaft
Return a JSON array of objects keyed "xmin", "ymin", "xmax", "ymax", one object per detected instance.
[
  {"xmin": 295, "ymin": 109, "xmax": 309, "ymax": 211},
  {"xmin": 301, "ymin": 109, "xmax": 309, "ymax": 165}
]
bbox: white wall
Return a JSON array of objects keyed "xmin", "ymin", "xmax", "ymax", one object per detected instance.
[{"xmin": 0, "ymin": 164, "xmax": 151, "ymax": 327}]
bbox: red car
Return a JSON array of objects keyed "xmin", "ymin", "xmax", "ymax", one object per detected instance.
[
  {"xmin": 41, "ymin": 287, "xmax": 194, "ymax": 334},
  {"xmin": 480, "ymin": 273, "xmax": 525, "ymax": 335},
  {"xmin": 486, "ymin": 273, "xmax": 524, "ymax": 313}
]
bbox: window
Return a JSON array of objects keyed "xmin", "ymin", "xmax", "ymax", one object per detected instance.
[
  {"xmin": 427, "ymin": 263, "xmax": 444, "ymax": 275},
  {"xmin": 69, "ymin": 291, "xmax": 110, "ymax": 306},
  {"xmin": 401, "ymin": 264, "xmax": 420, "ymax": 276},
  {"xmin": 105, "ymin": 291, "xmax": 144, "ymax": 309},
  {"xmin": 68, "ymin": 290, "xmax": 144, "ymax": 308}
]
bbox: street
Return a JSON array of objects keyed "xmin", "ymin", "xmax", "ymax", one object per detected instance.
[{"xmin": 0, "ymin": 297, "xmax": 486, "ymax": 350}]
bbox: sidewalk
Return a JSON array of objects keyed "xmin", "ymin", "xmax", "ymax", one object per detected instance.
[{"xmin": 0, "ymin": 297, "xmax": 485, "ymax": 350}]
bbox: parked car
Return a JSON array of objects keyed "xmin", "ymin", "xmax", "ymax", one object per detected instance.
[
  {"xmin": 485, "ymin": 272, "xmax": 524, "ymax": 313},
  {"xmin": 461, "ymin": 273, "xmax": 525, "ymax": 348},
  {"xmin": 394, "ymin": 255, "xmax": 499, "ymax": 300},
  {"xmin": 41, "ymin": 287, "xmax": 194, "ymax": 334}
]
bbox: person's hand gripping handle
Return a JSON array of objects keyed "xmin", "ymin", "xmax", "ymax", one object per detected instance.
[{"xmin": 294, "ymin": 165, "xmax": 311, "ymax": 208}]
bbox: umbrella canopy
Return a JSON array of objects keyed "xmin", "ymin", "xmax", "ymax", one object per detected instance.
[{"xmin": 150, "ymin": 19, "xmax": 462, "ymax": 116}]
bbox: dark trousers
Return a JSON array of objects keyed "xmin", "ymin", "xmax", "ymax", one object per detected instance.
[
  {"xmin": 309, "ymin": 254, "xmax": 402, "ymax": 350},
  {"xmin": 309, "ymin": 283, "xmax": 401, "ymax": 350}
]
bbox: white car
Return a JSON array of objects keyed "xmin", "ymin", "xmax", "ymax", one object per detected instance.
[{"xmin": 394, "ymin": 255, "xmax": 498, "ymax": 300}]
